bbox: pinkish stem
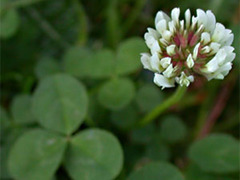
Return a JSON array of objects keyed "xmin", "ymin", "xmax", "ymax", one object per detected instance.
[{"xmin": 197, "ymin": 75, "xmax": 236, "ymax": 139}]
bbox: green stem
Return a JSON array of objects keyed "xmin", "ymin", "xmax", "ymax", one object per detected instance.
[
  {"xmin": 106, "ymin": 0, "xmax": 121, "ymax": 49},
  {"xmin": 137, "ymin": 85, "xmax": 187, "ymax": 127},
  {"xmin": 193, "ymin": 81, "xmax": 221, "ymax": 138},
  {"xmin": 73, "ymin": 0, "xmax": 88, "ymax": 46}
]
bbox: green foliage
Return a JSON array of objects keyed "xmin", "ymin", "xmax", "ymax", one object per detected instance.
[
  {"xmin": 1, "ymin": 146, "xmax": 11, "ymax": 178},
  {"xmin": 127, "ymin": 162, "xmax": 184, "ymax": 180},
  {"xmin": 32, "ymin": 74, "xmax": 88, "ymax": 135},
  {"xmin": 85, "ymin": 49, "xmax": 115, "ymax": 79},
  {"xmin": 64, "ymin": 37, "xmax": 146, "ymax": 79},
  {"xmin": 11, "ymin": 94, "xmax": 35, "ymax": 125},
  {"xmin": 1, "ymin": 0, "xmax": 239, "ymax": 179},
  {"xmin": 186, "ymin": 164, "xmax": 238, "ymax": 180},
  {"xmin": 189, "ymin": 134, "xmax": 239, "ymax": 173},
  {"xmin": 0, "ymin": 9, "xmax": 20, "ymax": 38},
  {"xmin": 98, "ymin": 78, "xmax": 135, "ymax": 110},
  {"xmin": 0, "ymin": 106, "xmax": 9, "ymax": 124},
  {"xmin": 131, "ymin": 124, "xmax": 155, "ymax": 144},
  {"xmin": 87, "ymin": 93, "xmax": 107, "ymax": 126},
  {"xmin": 110, "ymin": 104, "xmax": 138, "ymax": 129},
  {"xmin": 63, "ymin": 47, "xmax": 92, "ymax": 78},
  {"xmin": 0, "ymin": 0, "xmax": 47, "ymax": 10},
  {"xmin": 160, "ymin": 115, "xmax": 187, "ymax": 143},
  {"xmin": 0, "ymin": 106, "xmax": 11, "ymax": 139},
  {"xmin": 1, "ymin": 127, "xmax": 29, "ymax": 179},
  {"xmin": 135, "ymin": 84, "xmax": 164, "ymax": 112},
  {"xmin": 35, "ymin": 57, "xmax": 61, "ymax": 79},
  {"xmin": 145, "ymin": 143, "xmax": 170, "ymax": 161},
  {"xmin": 8, "ymin": 129, "xmax": 67, "ymax": 180},
  {"xmin": 64, "ymin": 47, "xmax": 115, "ymax": 79},
  {"xmin": 115, "ymin": 37, "xmax": 147, "ymax": 75},
  {"xmin": 64, "ymin": 129, "xmax": 123, "ymax": 180}
]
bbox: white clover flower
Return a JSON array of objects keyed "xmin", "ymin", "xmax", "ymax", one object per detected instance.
[{"xmin": 141, "ymin": 8, "xmax": 235, "ymax": 89}]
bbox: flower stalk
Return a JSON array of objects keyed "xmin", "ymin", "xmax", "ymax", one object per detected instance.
[{"xmin": 138, "ymin": 85, "xmax": 187, "ymax": 127}]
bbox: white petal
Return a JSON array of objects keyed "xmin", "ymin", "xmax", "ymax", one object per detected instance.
[
  {"xmin": 171, "ymin": 8, "xmax": 180, "ymax": 25},
  {"xmin": 140, "ymin": 53, "xmax": 152, "ymax": 70},
  {"xmin": 201, "ymin": 46, "xmax": 210, "ymax": 54},
  {"xmin": 155, "ymin": 11, "xmax": 170, "ymax": 27},
  {"xmin": 220, "ymin": 62, "xmax": 232, "ymax": 76},
  {"xmin": 191, "ymin": 16, "xmax": 198, "ymax": 29},
  {"xmin": 225, "ymin": 33, "xmax": 234, "ymax": 46},
  {"xmin": 193, "ymin": 43, "xmax": 200, "ymax": 59},
  {"xmin": 166, "ymin": 44, "xmax": 176, "ymax": 56},
  {"xmin": 150, "ymin": 41, "xmax": 161, "ymax": 54},
  {"xmin": 160, "ymin": 57, "xmax": 171, "ymax": 68},
  {"xmin": 203, "ymin": 74, "xmax": 214, "ymax": 81},
  {"xmin": 156, "ymin": 19, "xmax": 167, "ymax": 36},
  {"xmin": 186, "ymin": 54, "xmax": 194, "ymax": 68},
  {"xmin": 201, "ymin": 32, "xmax": 211, "ymax": 44},
  {"xmin": 212, "ymin": 23, "xmax": 225, "ymax": 43},
  {"xmin": 206, "ymin": 10, "xmax": 216, "ymax": 33},
  {"xmin": 196, "ymin": 9, "xmax": 207, "ymax": 27},
  {"xmin": 225, "ymin": 52, "xmax": 236, "ymax": 63},
  {"xmin": 162, "ymin": 30, "xmax": 172, "ymax": 41},
  {"xmin": 180, "ymin": 20, "xmax": 184, "ymax": 32},
  {"xmin": 154, "ymin": 73, "xmax": 175, "ymax": 89},
  {"xmin": 168, "ymin": 21, "xmax": 176, "ymax": 33},
  {"xmin": 223, "ymin": 46, "xmax": 234, "ymax": 53},
  {"xmin": 205, "ymin": 56, "xmax": 219, "ymax": 72},
  {"xmin": 147, "ymin": 28, "xmax": 160, "ymax": 39},
  {"xmin": 220, "ymin": 62, "xmax": 232, "ymax": 73},
  {"xmin": 175, "ymin": 72, "xmax": 193, "ymax": 87},
  {"xmin": 219, "ymin": 29, "xmax": 234, "ymax": 46},
  {"xmin": 185, "ymin": 9, "xmax": 191, "ymax": 29},
  {"xmin": 223, "ymin": 46, "xmax": 235, "ymax": 63},
  {"xmin": 210, "ymin": 42, "xmax": 221, "ymax": 54},
  {"xmin": 215, "ymin": 74, "xmax": 224, "ymax": 79},
  {"xmin": 144, "ymin": 32, "xmax": 156, "ymax": 48},
  {"xmin": 163, "ymin": 64, "xmax": 174, "ymax": 78},
  {"xmin": 215, "ymin": 48, "xmax": 227, "ymax": 66},
  {"xmin": 207, "ymin": 62, "xmax": 232, "ymax": 80},
  {"xmin": 150, "ymin": 53, "xmax": 161, "ymax": 72},
  {"xmin": 144, "ymin": 28, "xmax": 160, "ymax": 49},
  {"xmin": 188, "ymin": 75, "xmax": 194, "ymax": 82}
]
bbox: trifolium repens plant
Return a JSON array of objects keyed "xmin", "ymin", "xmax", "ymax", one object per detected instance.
[{"xmin": 141, "ymin": 8, "xmax": 235, "ymax": 89}]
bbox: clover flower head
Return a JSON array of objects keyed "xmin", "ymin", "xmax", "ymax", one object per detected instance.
[{"xmin": 141, "ymin": 8, "xmax": 235, "ymax": 89}]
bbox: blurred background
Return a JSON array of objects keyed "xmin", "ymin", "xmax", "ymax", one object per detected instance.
[{"xmin": 1, "ymin": 0, "xmax": 239, "ymax": 179}]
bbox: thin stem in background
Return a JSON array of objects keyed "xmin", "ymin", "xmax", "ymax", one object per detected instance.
[
  {"xmin": 72, "ymin": 0, "xmax": 88, "ymax": 46},
  {"xmin": 106, "ymin": 0, "xmax": 121, "ymax": 49},
  {"xmin": 27, "ymin": 7, "xmax": 70, "ymax": 49},
  {"xmin": 193, "ymin": 81, "xmax": 221, "ymax": 138},
  {"xmin": 196, "ymin": 72, "xmax": 237, "ymax": 139},
  {"xmin": 137, "ymin": 85, "xmax": 187, "ymax": 127}
]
